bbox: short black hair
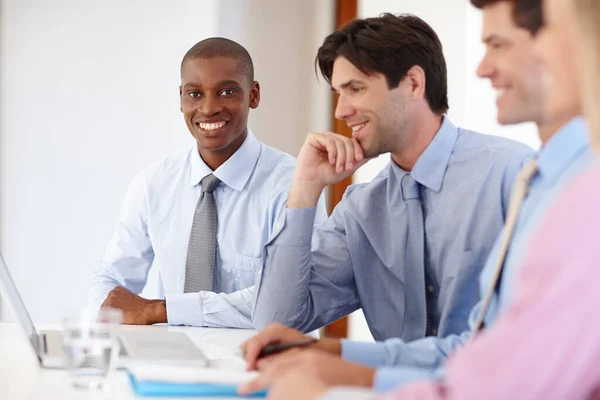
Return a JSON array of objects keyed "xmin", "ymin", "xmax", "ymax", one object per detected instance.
[
  {"xmin": 470, "ymin": 0, "xmax": 543, "ymax": 35},
  {"xmin": 181, "ymin": 37, "xmax": 254, "ymax": 82},
  {"xmin": 316, "ymin": 13, "xmax": 449, "ymax": 115}
]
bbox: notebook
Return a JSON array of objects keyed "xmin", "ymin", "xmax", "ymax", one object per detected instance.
[{"xmin": 127, "ymin": 365, "xmax": 267, "ymax": 397}]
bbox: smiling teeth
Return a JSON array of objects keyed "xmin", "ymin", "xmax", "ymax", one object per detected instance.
[
  {"xmin": 199, "ymin": 121, "xmax": 226, "ymax": 131},
  {"xmin": 352, "ymin": 123, "xmax": 367, "ymax": 132}
]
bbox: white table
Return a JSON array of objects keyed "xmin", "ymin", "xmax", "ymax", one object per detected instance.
[{"xmin": 0, "ymin": 322, "xmax": 256, "ymax": 399}]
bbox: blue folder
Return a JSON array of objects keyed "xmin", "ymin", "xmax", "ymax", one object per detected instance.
[{"xmin": 128, "ymin": 373, "xmax": 267, "ymax": 398}]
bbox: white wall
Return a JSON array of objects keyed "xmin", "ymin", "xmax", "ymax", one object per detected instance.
[
  {"xmin": 0, "ymin": 0, "xmax": 334, "ymax": 323},
  {"xmin": 217, "ymin": 0, "xmax": 335, "ymax": 154},
  {"xmin": 348, "ymin": 0, "xmax": 540, "ymax": 342},
  {"xmin": 0, "ymin": 0, "xmax": 219, "ymax": 322}
]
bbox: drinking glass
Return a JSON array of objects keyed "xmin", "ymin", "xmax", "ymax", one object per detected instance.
[{"xmin": 61, "ymin": 308, "xmax": 122, "ymax": 389}]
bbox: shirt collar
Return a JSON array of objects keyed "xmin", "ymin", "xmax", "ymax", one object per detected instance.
[
  {"xmin": 391, "ymin": 116, "xmax": 458, "ymax": 193},
  {"xmin": 188, "ymin": 128, "xmax": 261, "ymax": 191},
  {"xmin": 536, "ymin": 116, "xmax": 590, "ymax": 182}
]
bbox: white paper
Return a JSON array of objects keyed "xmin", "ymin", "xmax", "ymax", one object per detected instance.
[{"xmin": 128, "ymin": 365, "xmax": 259, "ymax": 385}]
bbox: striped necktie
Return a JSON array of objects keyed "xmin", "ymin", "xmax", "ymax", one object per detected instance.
[{"xmin": 471, "ymin": 158, "xmax": 538, "ymax": 334}]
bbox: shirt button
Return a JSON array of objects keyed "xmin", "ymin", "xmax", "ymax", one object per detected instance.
[{"xmin": 427, "ymin": 285, "xmax": 434, "ymax": 293}]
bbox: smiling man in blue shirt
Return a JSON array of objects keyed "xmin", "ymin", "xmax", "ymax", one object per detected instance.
[
  {"xmin": 252, "ymin": 14, "xmax": 532, "ymax": 341},
  {"xmin": 89, "ymin": 38, "xmax": 326, "ymax": 328}
]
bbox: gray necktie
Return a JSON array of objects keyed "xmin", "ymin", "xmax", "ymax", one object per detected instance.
[
  {"xmin": 401, "ymin": 174, "xmax": 427, "ymax": 338},
  {"xmin": 184, "ymin": 173, "xmax": 221, "ymax": 293}
]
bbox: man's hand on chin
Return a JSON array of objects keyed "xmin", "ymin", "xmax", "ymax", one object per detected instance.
[
  {"xmin": 101, "ymin": 286, "xmax": 167, "ymax": 325},
  {"xmin": 238, "ymin": 349, "xmax": 375, "ymax": 396}
]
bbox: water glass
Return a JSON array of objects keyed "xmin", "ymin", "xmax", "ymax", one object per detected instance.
[{"xmin": 61, "ymin": 308, "xmax": 123, "ymax": 389}]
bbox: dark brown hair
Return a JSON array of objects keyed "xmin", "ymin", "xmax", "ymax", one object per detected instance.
[
  {"xmin": 470, "ymin": 0, "xmax": 543, "ymax": 35},
  {"xmin": 316, "ymin": 13, "xmax": 449, "ymax": 115}
]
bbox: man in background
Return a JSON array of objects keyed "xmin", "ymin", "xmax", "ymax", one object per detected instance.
[{"xmin": 90, "ymin": 38, "xmax": 326, "ymax": 328}]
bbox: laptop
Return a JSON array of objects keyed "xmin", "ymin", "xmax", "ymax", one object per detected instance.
[{"xmin": 0, "ymin": 251, "xmax": 208, "ymax": 369}]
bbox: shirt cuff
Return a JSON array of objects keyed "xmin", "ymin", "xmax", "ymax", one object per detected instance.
[
  {"xmin": 342, "ymin": 340, "xmax": 388, "ymax": 367},
  {"xmin": 165, "ymin": 293, "xmax": 203, "ymax": 326},
  {"xmin": 374, "ymin": 366, "xmax": 443, "ymax": 392},
  {"xmin": 88, "ymin": 284, "xmax": 116, "ymax": 312},
  {"xmin": 272, "ymin": 207, "xmax": 317, "ymax": 246}
]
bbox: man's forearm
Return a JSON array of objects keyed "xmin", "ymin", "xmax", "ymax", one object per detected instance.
[
  {"xmin": 196, "ymin": 287, "xmax": 255, "ymax": 329},
  {"xmin": 253, "ymin": 208, "xmax": 318, "ymax": 331},
  {"xmin": 287, "ymin": 177, "xmax": 326, "ymax": 209}
]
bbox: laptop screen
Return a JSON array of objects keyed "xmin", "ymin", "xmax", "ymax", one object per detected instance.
[{"xmin": 0, "ymin": 251, "xmax": 41, "ymax": 357}]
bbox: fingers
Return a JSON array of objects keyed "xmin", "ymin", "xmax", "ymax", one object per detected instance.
[
  {"xmin": 334, "ymin": 138, "xmax": 346, "ymax": 173},
  {"xmin": 238, "ymin": 371, "xmax": 271, "ymax": 396},
  {"xmin": 103, "ymin": 286, "xmax": 135, "ymax": 306},
  {"xmin": 255, "ymin": 348, "xmax": 302, "ymax": 371},
  {"xmin": 310, "ymin": 133, "xmax": 363, "ymax": 173},
  {"xmin": 238, "ymin": 362, "xmax": 279, "ymax": 394},
  {"xmin": 101, "ymin": 288, "xmax": 120, "ymax": 308},
  {"xmin": 238, "ymin": 351, "xmax": 303, "ymax": 396},
  {"xmin": 308, "ymin": 133, "xmax": 337, "ymax": 165},
  {"xmin": 352, "ymin": 137, "xmax": 364, "ymax": 162},
  {"xmin": 240, "ymin": 323, "xmax": 282, "ymax": 370},
  {"xmin": 240, "ymin": 323, "xmax": 305, "ymax": 371},
  {"xmin": 241, "ymin": 336, "xmax": 274, "ymax": 371},
  {"xmin": 343, "ymin": 138, "xmax": 358, "ymax": 170}
]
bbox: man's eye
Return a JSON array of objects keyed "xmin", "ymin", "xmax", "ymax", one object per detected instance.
[
  {"xmin": 351, "ymin": 87, "xmax": 364, "ymax": 94},
  {"xmin": 189, "ymin": 92, "xmax": 202, "ymax": 98},
  {"xmin": 489, "ymin": 42, "xmax": 507, "ymax": 50},
  {"xmin": 219, "ymin": 89, "xmax": 235, "ymax": 96}
]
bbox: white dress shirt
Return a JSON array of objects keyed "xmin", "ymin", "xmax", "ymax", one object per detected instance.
[{"xmin": 90, "ymin": 130, "xmax": 326, "ymax": 328}]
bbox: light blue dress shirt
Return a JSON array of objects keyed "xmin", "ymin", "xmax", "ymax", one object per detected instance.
[
  {"xmin": 90, "ymin": 130, "xmax": 326, "ymax": 328},
  {"xmin": 341, "ymin": 117, "xmax": 591, "ymax": 391},
  {"xmin": 253, "ymin": 118, "xmax": 533, "ymax": 341}
]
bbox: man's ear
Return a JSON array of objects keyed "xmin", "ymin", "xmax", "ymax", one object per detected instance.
[
  {"xmin": 249, "ymin": 81, "xmax": 260, "ymax": 109},
  {"xmin": 179, "ymin": 85, "xmax": 183, "ymax": 112},
  {"xmin": 405, "ymin": 65, "xmax": 426, "ymax": 100}
]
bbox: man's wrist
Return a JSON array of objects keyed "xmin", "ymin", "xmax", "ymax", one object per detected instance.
[
  {"xmin": 315, "ymin": 338, "xmax": 342, "ymax": 355},
  {"xmin": 146, "ymin": 299, "xmax": 167, "ymax": 324},
  {"xmin": 357, "ymin": 367, "xmax": 376, "ymax": 387},
  {"xmin": 287, "ymin": 178, "xmax": 326, "ymax": 208}
]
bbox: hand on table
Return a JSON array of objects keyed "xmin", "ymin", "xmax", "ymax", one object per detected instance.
[
  {"xmin": 238, "ymin": 347, "xmax": 375, "ymax": 396},
  {"xmin": 101, "ymin": 286, "xmax": 166, "ymax": 325}
]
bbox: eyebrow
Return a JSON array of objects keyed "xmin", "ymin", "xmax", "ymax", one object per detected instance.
[
  {"xmin": 216, "ymin": 80, "xmax": 242, "ymax": 88},
  {"xmin": 332, "ymin": 79, "xmax": 365, "ymax": 92},
  {"xmin": 482, "ymin": 34, "xmax": 509, "ymax": 44},
  {"xmin": 182, "ymin": 80, "xmax": 243, "ymax": 90},
  {"xmin": 182, "ymin": 82, "xmax": 200, "ymax": 89}
]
